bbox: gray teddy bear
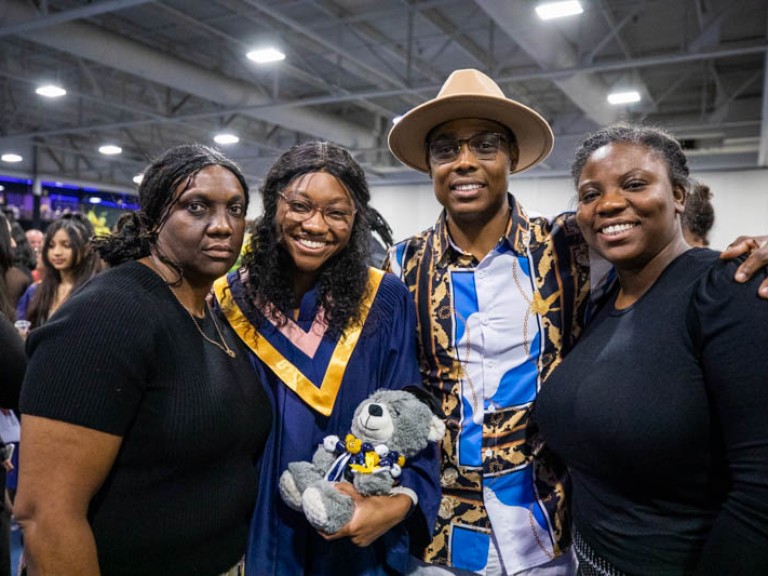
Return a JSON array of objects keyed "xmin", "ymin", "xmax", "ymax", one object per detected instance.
[{"xmin": 279, "ymin": 388, "xmax": 445, "ymax": 534}]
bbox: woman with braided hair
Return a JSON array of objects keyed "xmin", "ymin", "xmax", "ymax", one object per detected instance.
[
  {"xmin": 213, "ymin": 141, "xmax": 440, "ymax": 576},
  {"xmin": 15, "ymin": 144, "xmax": 271, "ymax": 576}
]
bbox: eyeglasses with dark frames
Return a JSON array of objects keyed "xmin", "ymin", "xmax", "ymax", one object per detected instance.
[
  {"xmin": 428, "ymin": 132, "xmax": 508, "ymax": 164},
  {"xmin": 278, "ymin": 192, "xmax": 357, "ymax": 230}
]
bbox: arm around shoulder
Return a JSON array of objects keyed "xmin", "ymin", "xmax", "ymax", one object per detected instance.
[{"xmin": 719, "ymin": 234, "xmax": 768, "ymax": 298}]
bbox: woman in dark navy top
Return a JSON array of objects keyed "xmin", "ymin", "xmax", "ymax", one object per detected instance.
[{"xmin": 538, "ymin": 124, "xmax": 768, "ymax": 576}]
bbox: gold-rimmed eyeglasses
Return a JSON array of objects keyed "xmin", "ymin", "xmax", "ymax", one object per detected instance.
[
  {"xmin": 428, "ymin": 132, "xmax": 508, "ymax": 164},
  {"xmin": 278, "ymin": 192, "xmax": 357, "ymax": 230}
]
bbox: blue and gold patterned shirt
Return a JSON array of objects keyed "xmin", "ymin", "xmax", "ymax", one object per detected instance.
[{"xmin": 385, "ymin": 195, "xmax": 592, "ymax": 573}]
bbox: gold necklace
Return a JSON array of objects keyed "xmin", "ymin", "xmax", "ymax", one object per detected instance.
[
  {"xmin": 510, "ymin": 257, "xmax": 534, "ymax": 357},
  {"xmin": 528, "ymin": 504, "xmax": 555, "ymax": 560},
  {"xmin": 168, "ymin": 286, "xmax": 236, "ymax": 358}
]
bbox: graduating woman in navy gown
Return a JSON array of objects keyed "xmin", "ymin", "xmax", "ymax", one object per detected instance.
[{"xmin": 215, "ymin": 142, "xmax": 440, "ymax": 576}]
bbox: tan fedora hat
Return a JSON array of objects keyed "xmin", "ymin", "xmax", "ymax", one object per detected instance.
[{"xmin": 388, "ymin": 69, "xmax": 554, "ymax": 174}]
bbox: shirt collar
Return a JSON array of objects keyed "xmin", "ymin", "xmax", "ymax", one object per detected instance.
[{"xmin": 432, "ymin": 193, "xmax": 531, "ymax": 266}]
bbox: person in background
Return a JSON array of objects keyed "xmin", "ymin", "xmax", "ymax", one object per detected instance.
[
  {"xmin": 5, "ymin": 223, "xmax": 33, "ymax": 310},
  {"xmin": 0, "ymin": 212, "xmax": 23, "ymax": 405},
  {"xmin": 537, "ymin": 123, "xmax": 768, "ymax": 575},
  {"xmin": 384, "ymin": 69, "xmax": 768, "ymax": 576},
  {"xmin": 214, "ymin": 141, "xmax": 441, "ymax": 576},
  {"xmin": 22, "ymin": 228, "xmax": 44, "ymax": 284},
  {"xmin": 0, "ymin": 316, "xmax": 23, "ymax": 576},
  {"xmin": 0, "ymin": 212, "xmax": 24, "ymax": 576},
  {"xmin": 682, "ymin": 180, "xmax": 715, "ymax": 247},
  {"xmin": 0, "ymin": 214, "xmax": 18, "ymax": 322},
  {"xmin": 12, "ymin": 225, "xmax": 35, "ymax": 268},
  {"xmin": 14, "ymin": 144, "xmax": 272, "ymax": 576},
  {"xmin": 16, "ymin": 213, "xmax": 100, "ymax": 328},
  {"xmin": 367, "ymin": 210, "xmax": 394, "ymax": 268},
  {"xmin": 25, "ymin": 229, "xmax": 44, "ymax": 259}
]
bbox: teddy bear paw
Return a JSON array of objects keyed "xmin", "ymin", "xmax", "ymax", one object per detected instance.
[
  {"xmin": 278, "ymin": 470, "xmax": 304, "ymax": 511},
  {"xmin": 302, "ymin": 482, "xmax": 355, "ymax": 535}
]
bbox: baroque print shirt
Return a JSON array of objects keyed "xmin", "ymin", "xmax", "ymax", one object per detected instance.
[{"xmin": 385, "ymin": 195, "xmax": 591, "ymax": 573}]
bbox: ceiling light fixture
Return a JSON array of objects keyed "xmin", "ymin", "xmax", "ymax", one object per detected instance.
[
  {"xmin": 536, "ymin": 1, "xmax": 583, "ymax": 20},
  {"xmin": 246, "ymin": 47, "xmax": 286, "ymax": 64},
  {"xmin": 607, "ymin": 91, "xmax": 641, "ymax": 105},
  {"xmin": 133, "ymin": 174, "xmax": 144, "ymax": 185},
  {"xmin": 1, "ymin": 153, "xmax": 23, "ymax": 163},
  {"xmin": 99, "ymin": 144, "xmax": 122, "ymax": 155},
  {"xmin": 214, "ymin": 133, "xmax": 240, "ymax": 145},
  {"xmin": 36, "ymin": 84, "xmax": 67, "ymax": 98},
  {"xmin": 88, "ymin": 196, "xmax": 102, "ymax": 204}
]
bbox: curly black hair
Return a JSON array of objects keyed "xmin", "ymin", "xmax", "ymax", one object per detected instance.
[
  {"xmin": 242, "ymin": 141, "xmax": 377, "ymax": 335},
  {"xmin": 92, "ymin": 144, "xmax": 249, "ymax": 280},
  {"xmin": 571, "ymin": 122, "xmax": 691, "ymax": 195}
]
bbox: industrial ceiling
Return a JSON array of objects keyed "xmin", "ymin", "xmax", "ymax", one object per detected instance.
[{"xmin": 0, "ymin": 0, "xmax": 766, "ymax": 192}]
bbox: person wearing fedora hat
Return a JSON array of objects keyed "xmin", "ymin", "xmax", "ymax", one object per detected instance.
[
  {"xmin": 385, "ymin": 69, "xmax": 768, "ymax": 576},
  {"xmin": 385, "ymin": 68, "xmax": 583, "ymax": 576}
]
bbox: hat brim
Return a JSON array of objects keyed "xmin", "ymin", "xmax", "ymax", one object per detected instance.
[{"xmin": 388, "ymin": 94, "xmax": 554, "ymax": 174}]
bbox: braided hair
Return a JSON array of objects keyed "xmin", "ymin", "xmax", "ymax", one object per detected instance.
[{"xmin": 92, "ymin": 144, "xmax": 249, "ymax": 282}]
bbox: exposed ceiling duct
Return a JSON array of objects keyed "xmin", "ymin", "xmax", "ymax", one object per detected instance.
[
  {"xmin": 475, "ymin": 0, "xmax": 623, "ymax": 127},
  {"xmin": 0, "ymin": 0, "xmax": 764, "ymax": 189},
  {"xmin": 1, "ymin": 0, "xmax": 377, "ymax": 150}
]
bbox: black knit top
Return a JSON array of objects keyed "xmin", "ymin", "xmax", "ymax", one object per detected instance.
[
  {"xmin": 538, "ymin": 249, "xmax": 768, "ymax": 575},
  {"xmin": 21, "ymin": 261, "xmax": 272, "ymax": 576}
]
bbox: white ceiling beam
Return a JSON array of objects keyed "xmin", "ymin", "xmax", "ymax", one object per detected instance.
[
  {"xmin": 0, "ymin": 0, "xmax": 153, "ymax": 38},
  {"xmin": 1, "ymin": 0, "xmax": 377, "ymax": 150},
  {"xmin": 1, "ymin": 42, "xmax": 762, "ymax": 145},
  {"xmin": 474, "ymin": 0, "xmax": 620, "ymax": 126}
]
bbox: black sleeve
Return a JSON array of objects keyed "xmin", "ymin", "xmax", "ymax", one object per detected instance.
[
  {"xmin": 20, "ymin": 282, "xmax": 159, "ymax": 436},
  {"xmin": 691, "ymin": 260, "xmax": 768, "ymax": 574},
  {"xmin": 0, "ymin": 315, "xmax": 25, "ymax": 409}
]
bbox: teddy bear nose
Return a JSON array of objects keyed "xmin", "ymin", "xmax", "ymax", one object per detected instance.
[{"xmin": 367, "ymin": 404, "xmax": 383, "ymax": 417}]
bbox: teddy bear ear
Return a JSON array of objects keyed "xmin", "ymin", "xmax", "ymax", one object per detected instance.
[{"xmin": 428, "ymin": 415, "xmax": 446, "ymax": 443}]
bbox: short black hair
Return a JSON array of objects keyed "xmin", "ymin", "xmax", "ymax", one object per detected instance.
[
  {"xmin": 682, "ymin": 181, "xmax": 715, "ymax": 245},
  {"xmin": 571, "ymin": 123, "xmax": 690, "ymax": 194}
]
